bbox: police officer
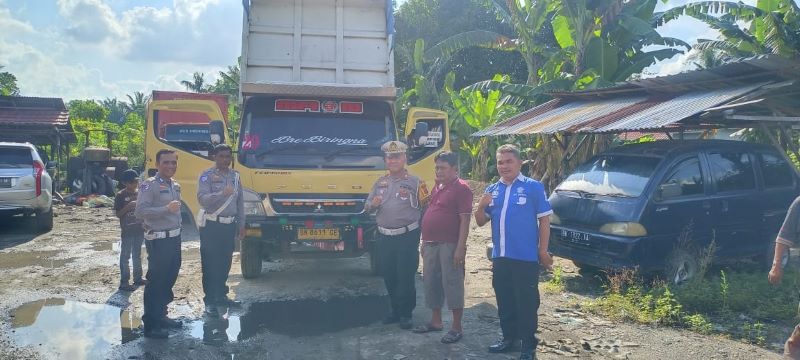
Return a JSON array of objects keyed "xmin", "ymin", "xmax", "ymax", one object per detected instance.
[
  {"xmin": 197, "ymin": 144, "xmax": 245, "ymax": 315},
  {"xmin": 134, "ymin": 149, "xmax": 183, "ymax": 339},
  {"xmin": 366, "ymin": 140, "xmax": 430, "ymax": 330}
]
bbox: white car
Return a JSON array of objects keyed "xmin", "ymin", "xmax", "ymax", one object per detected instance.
[{"xmin": 0, "ymin": 142, "xmax": 54, "ymax": 231}]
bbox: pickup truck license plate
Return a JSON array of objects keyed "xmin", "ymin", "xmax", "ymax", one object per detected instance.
[
  {"xmin": 297, "ymin": 228, "xmax": 340, "ymax": 240},
  {"xmin": 561, "ymin": 229, "xmax": 590, "ymax": 242}
]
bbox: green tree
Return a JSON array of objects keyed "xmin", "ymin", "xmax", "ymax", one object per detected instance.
[
  {"xmin": 181, "ymin": 72, "xmax": 209, "ymax": 93},
  {"xmin": 100, "ymin": 98, "xmax": 128, "ymax": 124},
  {"xmin": 448, "ymin": 74, "xmax": 517, "ymax": 180},
  {"xmin": 0, "ymin": 66, "xmax": 20, "ymax": 96},
  {"xmin": 124, "ymin": 91, "xmax": 149, "ymax": 121},
  {"xmin": 654, "ymin": 0, "xmax": 800, "ymax": 60}
]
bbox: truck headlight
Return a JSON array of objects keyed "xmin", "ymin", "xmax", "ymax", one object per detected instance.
[
  {"xmin": 243, "ymin": 188, "xmax": 266, "ymax": 217},
  {"xmin": 599, "ymin": 222, "xmax": 647, "ymax": 237}
]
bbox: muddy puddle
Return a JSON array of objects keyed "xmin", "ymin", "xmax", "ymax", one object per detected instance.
[
  {"xmin": 9, "ymin": 295, "xmax": 389, "ymax": 357},
  {"xmin": 188, "ymin": 295, "xmax": 390, "ymax": 342},
  {"xmin": 9, "ymin": 299, "xmax": 140, "ymax": 359},
  {"xmin": 0, "ymin": 250, "xmax": 73, "ymax": 269}
]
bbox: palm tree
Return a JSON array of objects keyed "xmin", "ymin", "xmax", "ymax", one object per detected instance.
[
  {"xmin": 100, "ymin": 98, "xmax": 127, "ymax": 124},
  {"xmin": 181, "ymin": 72, "xmax": 208, "ymax": 93},
  {"xmin": 124, "ymin": 91, "xmax": 149, "ymax": 120}
]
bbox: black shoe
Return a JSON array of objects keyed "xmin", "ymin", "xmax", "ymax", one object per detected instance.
[
  {"xmin": 160, "ymin": 317, "xmax": 182, "ymax": 329},
  {"xmin": 398, "ymin": 317, "xmax": 412, "ymax": 330},
  {"xmin": 143, "ymin": 327, "xmax": 169, "ymax": 339},
  {"xmin": 216, "ymin": 297, "xmax": 242, "ymax": 308},
  {"xmin": 488, "ymin": 338, "xmax": 517, "ymax": 353},
  {"xmin": 382, "ymin": 314, "xmax": 400, "ymax": 324}
]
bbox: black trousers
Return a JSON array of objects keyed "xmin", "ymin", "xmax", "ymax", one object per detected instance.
[
  {"xmin": 143, "ymin": 235, "xmax": 181, "ymax": 330},
  {"xmin": 376, "ymin": 228, "xmax": 420, "ymax": 319},
  {"xmin": 492, "ymin": 257, "xmax": 540, "ymax": 348},
  {"xmin": 200, "ymin": 220, "xmax": 236, "ymax": 304}
]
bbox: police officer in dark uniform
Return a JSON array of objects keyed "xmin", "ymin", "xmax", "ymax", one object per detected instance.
[
  {"xmin": 197, "ymin": 144, "xmax": 245, "ymax": 315},
  {"xmin": 134, "ymin": 149, "xmax": 183, "ymax": 339},
  {"xmin": 366, "ymin": 140, "xmax": 430, "ymax": 329}
]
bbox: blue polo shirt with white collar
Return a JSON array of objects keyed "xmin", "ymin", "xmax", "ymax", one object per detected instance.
[{"xmin": 485, "ymin": 174, "xmax": 553, "ymax": 262}]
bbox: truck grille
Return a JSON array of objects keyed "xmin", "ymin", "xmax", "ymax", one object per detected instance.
[{"xmin": 270, "ymin": 194, "xmax": 367, "ymax": 215}]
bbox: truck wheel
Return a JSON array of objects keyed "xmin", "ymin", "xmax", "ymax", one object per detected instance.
[
  {"xmin": 36, "ymin": 206, "xmax": 54, "ymax": 232},
  {"xmin": 241, "ymin": 238, "xmax": 263, "ymax": 279},
  {"xmin": 664, "ymin": 248, "xmax": 699, "ymax": 285}
]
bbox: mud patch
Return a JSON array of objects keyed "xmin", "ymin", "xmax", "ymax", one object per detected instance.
[
  {"xmin": 90, "ymin": 241, "xmax": 119, "ymax": 252},
  {"xmin": 0, "ymin": 250, "xmax": 73, "ymax": 269},
  {"xmin": 187, "ymin": 295, "xmax": 389, "ymax": 341},
  {"xmin": 9, "ymin": 298, "xmax": 140, "ymax": 359}
]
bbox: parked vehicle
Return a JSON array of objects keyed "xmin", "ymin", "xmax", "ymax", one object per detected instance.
[
  {"xmin": 142, "ymin": 0, "xmax": 447, "ymax": 279},
  {"xmin": 0, "ymin": 142, "xmax": 54, "ymax": 231},
  {"xmin": 548, "ymin": 140, "xmax": 799, "ymax": 283}
]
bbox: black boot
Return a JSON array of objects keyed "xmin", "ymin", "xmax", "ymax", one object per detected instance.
[
  {"xmin": 488, "ymin": 338, "xmax": 517, "ymax": 353},
  {"xmin": 519, "ymin": 341, "xmax": 536, "ymax": 360}
]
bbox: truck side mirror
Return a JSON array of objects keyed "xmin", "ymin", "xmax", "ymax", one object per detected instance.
[
  {"xmin": 209, "ymin": 120, "xmax": 226, "ymax": 145},
  {"xmin": 412, "ymin": 122, "xmax": 429, "ymax": 148}
]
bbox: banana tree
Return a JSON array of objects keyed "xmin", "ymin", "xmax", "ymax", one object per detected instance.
[
  {"xmin": 653, "ymin": 0, "xmax": 800, "ymax": 59},
  {"xmin": 448, "ymin": 74, "xmax": 518, "ymax": 180}
]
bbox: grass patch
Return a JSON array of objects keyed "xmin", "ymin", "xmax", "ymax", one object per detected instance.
[
  {"xmin": 582, "ymin": 266, "xmax": 800, "ymax": 346},
  {"xmin": 541, "ymin": 265, "xmax": 566, "ymax": 294}
]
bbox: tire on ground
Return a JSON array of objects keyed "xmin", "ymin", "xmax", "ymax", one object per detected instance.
[
  {"xmin": 241, "ymin": 238, "xmax": 263, "ymax": 279},
  {"xmin": 664, "ymin": 247, "xmax": 700, "ymax": 285},
  {"xmin": 36, "ymin": 206, "xmax": 54, "ymax": 232}
]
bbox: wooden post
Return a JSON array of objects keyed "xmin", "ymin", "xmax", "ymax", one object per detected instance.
[{"xmin": 759, "ymin": 123, "xmax": 800, "ymax": 177}]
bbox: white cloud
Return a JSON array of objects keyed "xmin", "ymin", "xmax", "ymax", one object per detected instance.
[
  {"xmin": 0, "ymin": 0, "xmax": 239, "ymax": 100},
  {"xmin": 56, "ymin": 0, "xmax": 125, "ymax": 43},
  {"xmin": 0, "ymin": 5, "xmax": 33, "ymax": 35}
]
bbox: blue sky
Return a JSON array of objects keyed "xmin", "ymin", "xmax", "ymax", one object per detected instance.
[{"xmin": 0, "ymin": 0, "xmax": 751, "ymax": 101}]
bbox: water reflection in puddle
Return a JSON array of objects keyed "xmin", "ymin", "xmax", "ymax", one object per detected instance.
[
  {"xmin": 188, "ymin": 295, "xmax": 389, "ymax": 342},
  {"xmin": 10, "ymin": 299, "xmax": 140, "ymax": 359}
]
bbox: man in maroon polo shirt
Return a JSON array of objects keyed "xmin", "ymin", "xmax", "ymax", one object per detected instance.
[{"xmin": 413, "ymin": 151, "xmax": 473, "ymax": 343}]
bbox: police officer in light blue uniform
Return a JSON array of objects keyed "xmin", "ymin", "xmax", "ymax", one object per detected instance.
[
  {"xmin": 134, "ymin": 149, "xmax": 184, "ymax": 339},
  {"xmin": 197, "ymin": 144, "xmax": 245, "ymax": 315}
]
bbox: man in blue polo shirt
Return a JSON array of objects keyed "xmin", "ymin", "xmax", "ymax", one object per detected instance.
[{"xmin": 475, "ymin": 144, "xmax": 553, "ymax": 360}]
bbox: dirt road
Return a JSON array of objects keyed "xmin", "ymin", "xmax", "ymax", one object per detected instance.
[{"xmin": 0, "ymin": 205, "xmax": 784, "ymax": 359}]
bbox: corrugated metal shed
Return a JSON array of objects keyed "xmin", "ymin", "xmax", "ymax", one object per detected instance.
[
  {"xmin": 0, "ymin": 96, "xmax": 75, "ymax": 143},
  {"xmin": 475, "ymin": 55, "xmax": 800, "ymax": 137}
]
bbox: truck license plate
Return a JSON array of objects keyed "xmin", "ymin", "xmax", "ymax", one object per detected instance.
[{"xmin": 297, "ymin": 228, "xmax": 340, "ymax": 240}]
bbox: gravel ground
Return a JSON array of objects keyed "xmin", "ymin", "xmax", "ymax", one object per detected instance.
[{"xmin": 0, "ymin": 204, "xmax": 786, "ymax": 360}]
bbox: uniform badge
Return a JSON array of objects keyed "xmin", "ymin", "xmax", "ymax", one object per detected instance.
[
  {"xmin": 418, "ymin": 181, "xmax": 430, "ymax": 205},
  {"xmin": 517, "ymin": 187, "xmax": 525, "ymax": 194},
  {"xmin": 140, "ymin": 183, "xmax": 150, "ymax": 191},
  {"xmin": 200, "ymin": 175, "xmax": 208, "ymax": 182}
]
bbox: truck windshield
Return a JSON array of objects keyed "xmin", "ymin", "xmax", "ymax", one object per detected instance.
[
  {"xmin": 556, "ymin": 155, "xmax": 660, "ymax": 197},
  {"xmin": 238, "ymin": 98, "xmax": 395, "ymax": 170}
]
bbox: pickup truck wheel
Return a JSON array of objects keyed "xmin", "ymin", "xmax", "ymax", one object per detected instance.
[
  {"xmin": 36, "ymin": 206, "xmax": 54, "ymax": 232},
  {"xmin": 665, "ymin": 248, "xmax": 699, "ymax": 285},
  {"xmin": 241, "ymin": 238, "xmax": 263, "ymax": 279}
]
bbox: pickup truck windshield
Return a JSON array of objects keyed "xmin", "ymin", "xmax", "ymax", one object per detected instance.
[
  {"xmin": 557, "ymin": 155, "xmax": 660, "ymax": 197},
  {"xmin": 239, "ymin": 98, "xmax": 395, "ymax": 170}
]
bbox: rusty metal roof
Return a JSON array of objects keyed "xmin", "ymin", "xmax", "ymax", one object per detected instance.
[
  {"xmin": 0, "ymin": 96, "xmax": 75, "ymax": 143},
  {"xmin": 475, "ymin": 55, "xmax": 800, "ymax": 137}
]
